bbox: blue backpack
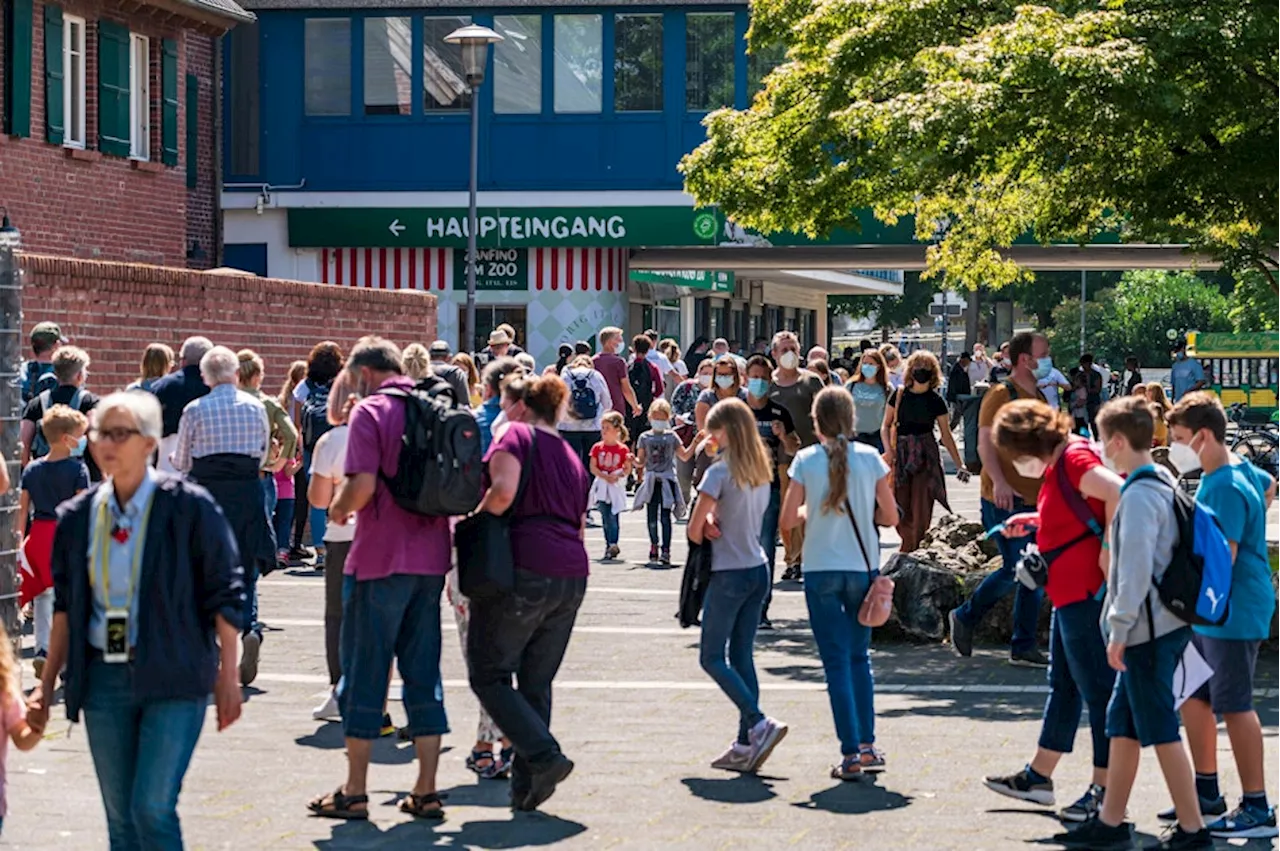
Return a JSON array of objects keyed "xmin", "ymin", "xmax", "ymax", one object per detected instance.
[{"xmin": 1126, "ymin": 468, "xmax": 1233, "ymax": 627}]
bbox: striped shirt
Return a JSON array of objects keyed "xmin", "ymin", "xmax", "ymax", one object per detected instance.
[{"xmin": 172, "ymin": 383, "xmax": 270, "ymax": 472}]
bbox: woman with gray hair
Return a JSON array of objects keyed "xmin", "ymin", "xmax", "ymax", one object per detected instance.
[{"xmin": 26, "ymin": 390, "xmax": 245, "ymax": 850}]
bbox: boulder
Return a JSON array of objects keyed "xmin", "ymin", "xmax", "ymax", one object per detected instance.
[
  {"xmin": 881, "ymin": 552, "xmax": 965, "ymax": 642},
  {"xmin": 919, "ymin": 514, "xmax": 986, "ymax": 550},
  {"xmin": 961, "ymin": 569, "xmax": 1053, "ymax": 645}
]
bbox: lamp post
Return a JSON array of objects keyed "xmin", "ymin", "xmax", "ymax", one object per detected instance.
[
  {"xmin": 444, "ymin": 24, "xmax": 503, "ymax": 355},
  {"xmin": 0, "ymin": 208, "xmax": 20, "ymax": 654}
]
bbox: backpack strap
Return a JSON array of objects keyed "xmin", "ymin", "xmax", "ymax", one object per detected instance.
[
  {"xmin": 1054, "ymin": 444, "xmax": 1104, "ymax": 539},
  {"xmin": 68, "ymin": 387, "xmax": 83, "ymax": 412},
  {"xmin": 38, "ymin": 388, "xmax": 52, "ymax": 411}
]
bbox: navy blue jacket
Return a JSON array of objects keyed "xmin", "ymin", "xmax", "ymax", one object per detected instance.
[
  {"xmin": 52, "ymin": 473, "xmax": 245, "ymax": 721},
  {"xmin": 150, "ymin": 365, "xmax": 210, "ymax": 437}
]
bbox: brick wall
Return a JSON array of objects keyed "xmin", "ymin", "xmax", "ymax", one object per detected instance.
[
  {"xmin": 0, "ymin": 0, "xmax": 220, "ymax": 269},
  {"xmin": 18, "ymin": 254, "xmax": 439, "ymax": 392},
  {"xmin": 185, "ymin": 33, "xmax": 216, "ymax": 271}
]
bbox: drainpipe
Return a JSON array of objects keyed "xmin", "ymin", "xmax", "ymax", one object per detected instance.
[{"xmin": 213, "ymin": 34, "xmax": 225, "ymax": 268}]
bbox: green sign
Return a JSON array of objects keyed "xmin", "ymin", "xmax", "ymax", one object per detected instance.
[
  {"xmin": 453, "ymin": 248, "xmax": 528, "ymax": 291},
  {"xmin": 1188, "ymin": 332, "xmax": 1280, "ymax": 357},
  {"xmin": 629, "ymin": 268, "xmax": 735, "ymax": 292}
]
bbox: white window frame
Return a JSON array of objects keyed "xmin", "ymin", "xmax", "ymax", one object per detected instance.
[
  {"xmin": 62, "ymin": 14, "xmax": 86, "ymax": 148},
  {"xmin": 129, "ymin": 33, "xmax": 150, "ymax": 160}
]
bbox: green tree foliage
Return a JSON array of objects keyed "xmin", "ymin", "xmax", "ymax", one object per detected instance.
[
  {"xmin": 1227, "ymin": 269, "xmax": 1280, "ymax": 332},
  {"xmin": 1048, "ymin": 291, "xmax": 1114, "ymax": 367},
  {"xmin": 680, "ymin": 0, "xmax": 1278, "ymax": 292}
]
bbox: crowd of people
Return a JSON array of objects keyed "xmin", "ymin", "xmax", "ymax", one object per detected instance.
[{"xmin": 0, "ymin": 316, "xmax": 1270, "ymax": 849}]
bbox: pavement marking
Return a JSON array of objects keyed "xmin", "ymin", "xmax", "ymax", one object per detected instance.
[
  {"xmin": 257, "ymin": 580, "xmax": 682, "ymax": 596},
  {"xmin": 264, "ymin": 618, "xmax": 803, "ymax": 637}
]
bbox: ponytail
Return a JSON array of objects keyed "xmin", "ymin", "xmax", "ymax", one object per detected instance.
[{"xmin": 822, "ymin": 433, "xmax": 851, "ymax": 516}]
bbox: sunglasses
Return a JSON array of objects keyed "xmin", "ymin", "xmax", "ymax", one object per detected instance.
[{"xmin": 90, "ymin": 427, "xmax": 142, "ymax": 444}]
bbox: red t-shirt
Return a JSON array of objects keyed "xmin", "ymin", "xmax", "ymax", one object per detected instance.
[
  {"xmin": 1037, "ymin": 439, "xmax": 1107, "ymax": 609},
  {"xmin": 592, "ymin": 352, "xmax": 629, "ymax": 415},
  {"xmin": 590, "ymin": 442, "xmax": 630, "ymax": 476}
]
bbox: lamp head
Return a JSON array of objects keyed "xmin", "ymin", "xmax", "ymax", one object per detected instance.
[
  {"xmin": 0, "ymin": 206, "xmax": 19, "ymax": 249},
  {"xmin": 444, "ymin": 24, "xmax": 503, "ymax": 86}
]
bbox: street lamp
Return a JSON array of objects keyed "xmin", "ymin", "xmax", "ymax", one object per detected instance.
[
  {"xmin": 444, "ymin": 24, "xmax": 503, "ymax": 355},
  {"xmin": 0, "ymin": 207, "xmax": 20, "ymax": 251}
]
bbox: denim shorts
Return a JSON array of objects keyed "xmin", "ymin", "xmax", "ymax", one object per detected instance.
[
  {"xmin": 339, "ymin": 573, "xmax": 449, "ymax": 740},
  {"xmin": 1190, "ymin": 633, "xmax": 1260, "ymax": 715},
  {"xmin": 1106, "ymin": 626, "xmax": 1191, "ymax": 747}
]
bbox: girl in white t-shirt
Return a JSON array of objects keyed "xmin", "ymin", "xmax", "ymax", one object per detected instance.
[
  {"xmin": 0, "ymin": 624, "xmax": 42, "ymax": 833},
  {"xmin": 305, "ymin": 370, "xmax": 357, "ymax": 723}
]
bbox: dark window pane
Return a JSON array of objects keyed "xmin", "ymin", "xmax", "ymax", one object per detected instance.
[
  {"xmin": 229, "ymin": 22, "xmax": 259, "ymax": 172},
  {"xmin": 304, "ymin": 19, "xmax": 350, "ymax": 116},
  {"xmin": 423, "ymin": 16, "xmax": 471, "ymax": 111},
  {"xmin": 615, "ymin": 14, "xmax": 662, "ymax": 112},
  {"xmin": 685, "ymin": 13, "xmax": 733, "ymax": 111}
]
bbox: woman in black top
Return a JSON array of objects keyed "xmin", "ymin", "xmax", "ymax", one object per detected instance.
[{"xmin": 882, "ymin": 351, "xmax": 968, "ymax": 552}]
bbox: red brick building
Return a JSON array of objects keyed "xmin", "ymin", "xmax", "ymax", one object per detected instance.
[{"xmin": 0, "ymin": 0, "xmax": 251, "ymax": 268}]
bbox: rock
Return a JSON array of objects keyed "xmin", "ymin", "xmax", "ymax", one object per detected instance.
[
  {"xmin": 882, "ymin": 552, "xmax": 965, "ymax": 642},
  {"xmin": 961, "ymin": 569, "xmax": 1053, "ymax": 645},
  {"xmin": 919, "ymin": 514, "xmax": 986, "ymax": 550}
]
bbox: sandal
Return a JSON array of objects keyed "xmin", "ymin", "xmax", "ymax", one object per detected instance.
[
  {"xmin": 466, "ymin": 748, "xmax": 497, "ymax": 777},
  {"xmin": 831, "ymin": 755, "xmax": 863, "ymax": 782},
  {"xmin": 859, "ymin": 746, "xmax": 886, "ymax": 773},
  {"xmin": 492, "ymin": 747, "xmax": 514, "ymax": 780},
  {"xmin": 398, "ymin": 791, "xmax": 446, "ymax": 820},
  {"xmin": 308, "ymin": 787, "xmax": 369, "ymax": 820}
]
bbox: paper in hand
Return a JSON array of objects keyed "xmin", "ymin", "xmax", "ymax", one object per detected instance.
[{"xmin": 1172, "ymin": 641, "xmax": 1214, "ymax": 710}]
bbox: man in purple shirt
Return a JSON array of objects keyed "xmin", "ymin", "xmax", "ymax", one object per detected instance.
[
  {"xmin": 592, "ymin": 326, "xmax": 642, "ymax": 418},
  {"xmin": 308, "ymin": 336, "xmax": 451, "ymax": 821}
]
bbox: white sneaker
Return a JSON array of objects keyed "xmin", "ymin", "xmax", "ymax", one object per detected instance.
[
  {"xmin": 710, "ymin": 742, "xmax": 753, "ymax": 772},
  {"xmin": 747, "ymin": 717, "xmax": 788, "ymax": 772},
  {"xmin": 312, "ymin": 691, "xmax": 341, "ymax": 722}
]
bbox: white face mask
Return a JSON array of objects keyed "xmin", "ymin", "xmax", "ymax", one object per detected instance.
[
  {"xmin": 650, "ymin": 419, "xmax": 670, "ymax": 432},
  {"xmin": 697, "ymin": 374, "xmax": 712, "ymax": 388},
  {"xmin": 778, "ymin": 351, "xmax": 800, "ymax": 370},
  {"xmin": 1168, "ymin": 438, "xmax": 1202, "ymax": 474},
  {"xmin": 714, "ymin": 375, "xmax": 736, "ymax": 389},
  {"xmin": 1101, "ymin": 439, "xmax": 1121, "ymax": 473},
  {"xmin": 1011, "ymin": 456, "xmax": 1048, "ymax": 479}
]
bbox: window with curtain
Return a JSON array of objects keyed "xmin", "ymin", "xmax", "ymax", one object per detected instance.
[
  {"xmin": 423, "ymin": 16, "xmax": 470, "ymax": 111},
  {"xmin": 614, "ymin": 14, "xmax": 662, "ymax": 112},
  {"xmin": 494, "ymin": 15, "xmax": 541, "ymax": 114},
  {"xmin": 554, "ymin": 14, "xmax": 601, "ymax": 113},
  {"xmin": 304, "ymin": 19, "xmax": 351, "ymax": 115},
  {"xmin": 364, "ymin": 17, "xmax": 411, "ymax": 115},
  {"xmin": 685, "ymin": 12, "xmax": 733, "ymax": 110}
]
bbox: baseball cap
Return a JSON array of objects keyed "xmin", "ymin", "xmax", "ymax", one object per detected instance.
[
  {"xmin": 31, "ymin": 322, "xmax": 67, "ymax": 346},
  {"xmin": 428, "ymin": 340, "xmax": 451, "ymax": 358}
]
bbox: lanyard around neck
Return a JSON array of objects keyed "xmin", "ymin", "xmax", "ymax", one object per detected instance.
[{"xmin": 91, "ymin": 486, "xmax": 157, "ymax": 608}]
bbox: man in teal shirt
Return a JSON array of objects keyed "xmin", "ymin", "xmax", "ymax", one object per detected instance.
[
  {"xmin": 1170, "ymin": 341, "xmax": 1207, "ymax": 401},
  {"xmin": 1166, "ymin": 392, "xmax": 1277, "ymax": 840}
]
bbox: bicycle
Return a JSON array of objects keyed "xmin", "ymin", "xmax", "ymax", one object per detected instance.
[{"xmin": 1227, "ymin": 402, "xmax": 1279, "ymax": 479}]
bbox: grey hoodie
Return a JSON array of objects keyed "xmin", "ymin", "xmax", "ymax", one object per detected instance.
[{"xmin": 1102, "ymin": 465, "xmax": 1187, "ymax": 647}]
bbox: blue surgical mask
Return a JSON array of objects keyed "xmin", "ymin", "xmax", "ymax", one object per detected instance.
[
  {"xmin": 71, "ymin": 435, "xmax": 87, "ymax": 457},
  {"xmin": 714, "ymin": 375, "xmax": 736, "ymax": 389},
  {"xmin": 747, "ymin": 377, "xmax": 769, "ymax": 397},
  {"xmin": 860, "ymin": 364, "xmax": 878, "ymax": 379},
  {"xmin": 1033, "ymin": 357, "xmax": 1053, "ymax": 380}
]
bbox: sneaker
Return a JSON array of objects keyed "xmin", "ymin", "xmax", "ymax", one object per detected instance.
[
  {"xmin": 239, "ymin": 632, "xmax": 261, "ymax": 687},
  {"xmin": 1009, "ymin": 648, "xmax": 1050, "ymax": 668},
  {"xmin": 312, "ymin": 691, "xmax": 341, "ymax": 722},
  {"xmin": 313, "ymin": 548, "xmax": 326, "ymax": 570},
  {"xmin": 1207, "ymin": 803, "xmax": 1278, "ymax": 839},
  {"xmin": 831, "ymin": 754, "xmax": 862, "ymax": 782},
  {"xmin": 606, "ymin": 544, "xmax": 620, "ymax": 560},
  {"xmin": 518, "ymin": 753, "xmax": 574, "ymax": 811},
  {"xmin": 32, "ymin": 650, "xmax": 46, "ymax": 679},
  {"xmin": 982, "ymin": 767, "xmax": 1055, "ymax": 806},
  {"xmin": 758, "ymin": 617, "xmax": 775, "ymax": 631},
  {"xmin": 1059, "ymin": 784, "xmax": 1104, "ymax": 823},
  {"xmin": 949, "ymin": 608, "xmax": 973, "ymax": 657},
  {"xmin": 1052, "ymin": 817, "xmax": 1134, "ymax": 850},
  {"xmin": 660, "ymin": 548, "xmax": 671, "ymax": 565},
  {"xmin": 288, "ymin": 545, "xmax": 315, "ymax": 565},
  {"xmin": 380, "ymin": 713, "xmax": 396, "ymax": 737},
  {"xmin": 746, "ymin": 717, "xmax": 788, "ymax": 772},
  {"xmin": 648, "ymin": 545, "xmax": 658, "ymax": 564},
  {"xmin": 781, "ymin": 565, "xmax": 802, "ymax": 582},
  {"xmin": 1157, "ymin": 795, "xmax": 1227, "ymax": 823},
  {"xmin": 1158, "ymin": 824, "xmax": 1213, "ymax": 849},
  {"xmin": 710, "ymin": 742, "xmax": 753, "ymax": 773}
]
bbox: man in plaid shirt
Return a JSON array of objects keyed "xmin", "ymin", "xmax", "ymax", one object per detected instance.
[{"xmin": 172, "ymin": 346, "xmax": 276, "ymax": 685}]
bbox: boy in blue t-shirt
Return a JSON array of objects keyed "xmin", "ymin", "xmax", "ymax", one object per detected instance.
[
  {"xmin": 18, "ymin": 404, "xmax": 89, "ymax": 676},
  {"xmin": 1166, "ymin": 392, "xmax": 1277, "ymax": 840}
]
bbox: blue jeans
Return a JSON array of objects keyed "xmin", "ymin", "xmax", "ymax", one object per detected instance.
[
  {"xmin": 760, "ymin": 486, "xmax": 781, "ymax": 618},
  {"xmin": 804, "ymin": 571, "xmax": 876, "ymax": 755},
  {"xmin": 596, "ymin": 501, "xmax": 620, "ymax": 547},
  {"xmin": 699, "ymin": 566, "xmax": 769, "ymax": 744},
  {"xmin": 953, "ymin": 499, "xmax": 1043, "ymax": 653},
  {"xmin": 82, "ymin": 659, "xmax": 206, "ymax": 851},
  {"xmin": 339, "ymin": 573, "xmax": 449, "ymax": 740},
  {"xmin": 260, "ymin": 474, "xmax": 277, "ymax": 533},
  {"xmin": 297, "ymin": 448, "xmax": 326, "ymax": 550},
  {"xmin": 1038, "ymin": 596, "xmax": 1115, "ymax": 768},
  {"xmin": 273, "ymin": 497, "xmax": 294, "ymax": 554}
]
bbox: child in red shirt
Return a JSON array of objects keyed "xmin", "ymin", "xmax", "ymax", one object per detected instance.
[{"xmin": 589, "ymin": 412, "xmax": 631, "ymax": 561}]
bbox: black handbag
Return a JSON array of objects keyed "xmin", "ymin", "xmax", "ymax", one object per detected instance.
[{"xmin": 455, "ymin": 427, "xmax": 537, "ymax": 601}]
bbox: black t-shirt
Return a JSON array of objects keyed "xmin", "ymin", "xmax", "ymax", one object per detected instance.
[
  {"xmin": 20, "ymin": 457, "xmax": 89, "ymax": 519},
  {"xmin": 749, "ymin": 398, "xmax": 796, "ymax": 475},
  {"xmin": 890, "ymin": 388, "xmax": 948, "ymax": 436},
  {"xmin": 22, "ymin": 384, "xmax": 98, "ymax": 425}
]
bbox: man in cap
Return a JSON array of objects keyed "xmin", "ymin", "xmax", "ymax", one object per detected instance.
[
  {"xmin": 20, "ymin": 322, "xmax": 66, "ymax": 405},
  {"xmin": 427, "ymin": 340, "xmax": 471, "ymax": 404}
]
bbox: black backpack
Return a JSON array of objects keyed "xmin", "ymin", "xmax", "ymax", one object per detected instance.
[
  {"xmin": 568, "ymin": 371, "xmax": 600, "ymax": 420},
  {"xmin": 377, "ymin": 375, "xmax": 483, "ymax": 517},
  {"xmin": 301, "ymin": 379, "xmax": 333, "ymax": 450},
  {"xmin": 22, "ymin": 362, "xmax": 57, "ymax": 404},
  {"xmin": 30, "ymin": 388, "xmax": 82, "ymax": 459},
  {"xmin": 629, "ymin": 359, "xmax": 655, "ymax": 411}
]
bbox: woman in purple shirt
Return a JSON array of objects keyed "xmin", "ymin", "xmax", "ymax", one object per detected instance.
[{"xmin": 468, "ymin": 373, "xmax": 588, "ymax": 812}]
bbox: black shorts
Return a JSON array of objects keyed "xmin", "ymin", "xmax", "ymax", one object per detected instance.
[{"xmin": 1190, "ymin": 633, "xmax": 1261, "ymax": 715}]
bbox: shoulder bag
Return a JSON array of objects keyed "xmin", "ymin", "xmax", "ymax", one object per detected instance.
[{"xmin": 455, "ymin": 426, "xmax": 538, "ymax": 600}]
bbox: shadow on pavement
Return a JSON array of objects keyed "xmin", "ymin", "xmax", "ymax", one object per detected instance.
[
  {"xmin": 295, "ymin": 723, "xmax": 418, "ymax": 765},
  {"xmin": 1023, "ymin": 824, "xmax": 1163, "ymax": 849},
  {"xmin": 681, "ymin": 775, "xmax": 778, "ymax": 804},
  {"xmin": 792, "ymin": 778, "xmax": 913, "ymax": 815},
  {"xmin": 314, "ymin": 812, "xmax": 587, "ymax": 849},
  {"xmin": 427, "ymin": 781, "xmax": 515, "ymax": 809},
  {"xmin": 878, "ymin": 694, "xmax": 1045, "ymax": 721}
]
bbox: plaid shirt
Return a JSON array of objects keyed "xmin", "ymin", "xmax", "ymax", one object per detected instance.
[{"xmin": 172, "ymin": 383, "xmax": 270, "ymax": 473}]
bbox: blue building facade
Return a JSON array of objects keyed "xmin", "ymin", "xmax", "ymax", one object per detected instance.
[{"xmin": 220, "ymin": 2, "xmax": 890, "ymax": 365}]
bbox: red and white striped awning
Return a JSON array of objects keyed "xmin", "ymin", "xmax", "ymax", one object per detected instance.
[
  {"xmin": 319, "ymin": 247, "xmax": 628, "ymax": 292},
  {"xmin": 321, "ymin": 248, "xmax": 450, "ymax": 289}
]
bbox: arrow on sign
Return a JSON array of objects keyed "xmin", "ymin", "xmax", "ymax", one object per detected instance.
[{"xmin": 388, "ymin": 219, "xmax": 406, "ymax": 237}]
